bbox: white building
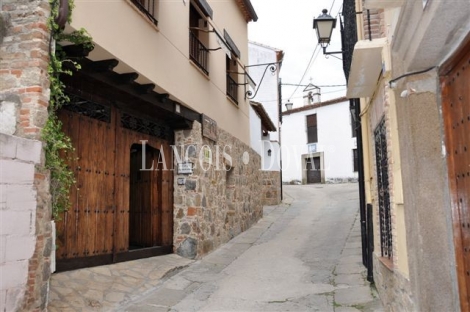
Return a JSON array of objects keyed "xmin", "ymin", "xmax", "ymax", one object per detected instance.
[
  {"xmin": 248, "ymin": 42, "xmax": 284, "ymax": 204},
  {"xmin": 281, "ymin": 96, "xmax": 358, "ymax": 184},
  {"xmin": 248, "ymin": 42, "xmax": 283, "ymax": 171}
]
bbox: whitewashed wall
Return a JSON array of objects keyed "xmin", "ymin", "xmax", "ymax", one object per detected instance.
[
  {"xmin": 281, "ymin": 100, "xmax": 358, "ymax": 182},
  {"xmin": 248, "ymin": 42, "xmax": 280, "ymax": 141},
  {"xmin": 248, "ymin": 42, "xmax": 281, "ymax": 171},
  {"xmin": 249, "ymin": 105, "xmax": 262, "ymax": 156}
]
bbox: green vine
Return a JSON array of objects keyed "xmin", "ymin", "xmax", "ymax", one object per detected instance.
[{"xmin": 44, "ymin": 0, "xmax": 94, "ymax": 219}]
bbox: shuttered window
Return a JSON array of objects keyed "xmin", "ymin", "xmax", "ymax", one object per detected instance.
[{"xmin": 307, "ymin": 114, "xmax": 318, "ymax": 143}]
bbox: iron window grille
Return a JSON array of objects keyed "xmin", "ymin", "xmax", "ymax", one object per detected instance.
[
  {"xmin": 374, "ymin": 118, "xmax": 393, "ymax": 259},
  {"xmin": 353, "ymin": 148, "xmax": 358, "ymax": 172},
  {"xmin": 189, "ymin": 31, "xmax": 209, "ymax": 75},
  {"xmin": 121, "ymin": 113, "xmax": 173, "ymax": 141},
  {"xmin": 226, "ymin": 74, "xmax": 238, "ymax": 104},
  {"xmin": 130, "ymin": 0, "xmax": 158, "ymax": 27},
  {"xmin": 63, "ymin": 94, "xmax": 111, "ymax": 123}
]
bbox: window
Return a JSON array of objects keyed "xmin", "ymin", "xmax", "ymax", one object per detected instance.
[
  {"xmin": 306, "ymin": 114, "xmax": 318, "ymax": 143},
  {"xmin": 189, "ymin": 3, "xmax": 210, "ymax": 75},
  {"xmin": 353, "ymin": 149, "xmax": 358, "ymax": 172},
  {"xmin": 351, "ymin": 115, "xmax": 357, "ymax": 138},
  {"xmin": 226, "ymin": 56, "xmax": 238, "ymax": 104},
  {"xmin": 130, "ymin": 0, "xmax": 158, "ymax": 26},
  {"xmin": 374, "ymin": 118, "xmax": 392, "ymax": 259}
]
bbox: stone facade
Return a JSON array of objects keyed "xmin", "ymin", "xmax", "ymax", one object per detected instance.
[
  {"xmin": 0, "ymin": 1, "xmax": 52, "ymax": 311},
  {"xmin": 373, "ymin": 257, "xmax": 415, "ymax": 312},
  {"xmin": 173, "ymin": 121, "xmax": 264, "ymax": 259},
  {"xmin": 260, "ymin": 171, "xmax": 281, "ymax": 206}
]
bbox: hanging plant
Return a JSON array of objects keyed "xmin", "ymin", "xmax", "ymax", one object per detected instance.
[{"xmin": 44, "ymin": 0, "xmax": 94, "ymax": 219}]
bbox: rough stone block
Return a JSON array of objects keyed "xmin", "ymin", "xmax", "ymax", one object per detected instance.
[
  {"xmin": 176, "ymin": 237, "xmax": 197, "ymax": 259},
  {"xmin": 0, "ymin": 260, "xmax": 28, "ymax": 290},
  {"xmin": 4, "ymin": 185, "xmax": 37, "ymax": 211},
  {"xmin": 0, "ymin": 236, "xmax": 5, "ymax": 263},
  {"xmin": 5, "ymin": 235, "xmax": 35, "ymax": 262},
  {"xmin": 0, "ymin": 100, "xmax": 18, "ymax": 135},
  {"xmin": 3, "ymin": 287, "xmax": 23, "ymax": 312},
  {"xmin": 0, "ymin": 210, "xmax": 34, "ymax": 236},
  {"xmin": 0, "ymin": 134, "xmax": 17, "ymax": 159},
  {"xmin": 0, "ymin": 160, "xmax": 35, "ymax": 184},
  {"xmin": 16, "ymin": 137, "xmax": 42, "ymax": 163}
]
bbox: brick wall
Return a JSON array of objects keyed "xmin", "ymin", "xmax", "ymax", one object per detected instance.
[{"xmin": 0, "ymin": 0, "xmax": 52, "ymax": 311}]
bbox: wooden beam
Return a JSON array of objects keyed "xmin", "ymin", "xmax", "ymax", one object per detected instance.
[
  {"xmin": 61, "ymin": 44, "xmax": 93, "ymax": 58},
  {"xmin": 115, "ymin": 72, "xmax": 139, "ymax": 84},
  {"xmin": 134, "ymin": 83, "xmax": 156, "ymax": 94},
  {"xmin": 87, "ymin": 59, "xmax": 119, "ymax": 72}
]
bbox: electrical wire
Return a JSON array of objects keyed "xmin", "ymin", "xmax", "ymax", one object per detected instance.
[
  {"xmin": 282, "ymin": 83, "xmax": 346, "ymax": 88},
  {"xmin": 287, "ymin": 45, "xmax": 320, "ymax": 100}
]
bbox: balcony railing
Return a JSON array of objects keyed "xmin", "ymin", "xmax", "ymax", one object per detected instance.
[
  {"xmin": 130, "ymin": 0, "xmax": 158, "ymax": 27},
  {"xmin": 226, "ymin": 74, "xmax": 238, "ymax": 104},
  {"xmin": 189, "ymin": 32, "xmax": 209, "ymax": 75}
]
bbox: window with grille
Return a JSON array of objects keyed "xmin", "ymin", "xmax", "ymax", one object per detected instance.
[
  {"xmin": 226, "ymin": 56, "xmax": 238, "ymax": 104},
  {"xmin": 351, "ymin": 115, "xmax": 357, "ymax": 138},
  {"xmin": 307, "ymin": 114, "xmax": 318, "ymax": 143},
  {"xmin": 353, "ymin": 148, "xmax": 358, "ymax": 172},
  {"xmin": 189, "ymin": 3, "xmax": 210, "ymax": 75},
  {"xmin": 130, "ymin": 0, "xmax": 158, "ymax": 26},
  {"xmin": 374, "ymin": 118, "xmax": 392, "ymax": 259}
]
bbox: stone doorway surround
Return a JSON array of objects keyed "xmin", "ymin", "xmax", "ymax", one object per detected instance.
[{"xmin": 301, "ymin": 152, "xmax": 325, "ymax": 184}]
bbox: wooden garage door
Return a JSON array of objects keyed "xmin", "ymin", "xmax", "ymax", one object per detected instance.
[
  {"xmin": 441, "ymin": 40, "xmax": 470, "ymax": 311},
  {"xmin": 55, "ymin": 94, "xmax": 173, "ymax": 270}
]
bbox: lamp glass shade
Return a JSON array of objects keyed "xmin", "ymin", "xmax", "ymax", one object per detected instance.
[
  {"xmin": 285, "ymin": 102, "xmax": 293, "ymax": 111},
  {"xmin": 313, "ymin": 10, "xmax": 337, "ymax": 46}
]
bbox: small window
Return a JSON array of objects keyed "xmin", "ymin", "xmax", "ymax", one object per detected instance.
[
  {"xmin": 353, "ymin": 149, "xmax": 358, "ymax": 172},
  {"xmin": 351, "ymin": 115, "xmax": 357, "ymax": 138},
  {"xmin": 306, "ymin": 114, "xmax": 317, "ymax": 143},
  {"xmin": 189, "ymin": 3, "xmax": 210, "ymax": 75},
  {"xmin": 130, "ymin": 0, "xmax": 159, "ymax": 27},
  {"xmin": 226, "ymin": 56, "xmax": 238, "ymax": 104}
]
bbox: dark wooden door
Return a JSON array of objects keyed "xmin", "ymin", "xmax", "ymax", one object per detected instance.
[
  {"xmin": 306, "ymin": 157, "xmax": 321, "ymax": 184},
  {"xmin": 129, "ymin": 144, "xmax": 161, "ymax": 249},
  {"xmin": 55, "ymin": 97, "xmax": 173, "ymax": 271},
  {"xmin": 441, "ymin": 41, "xmax": 470, "ymax": 311}
]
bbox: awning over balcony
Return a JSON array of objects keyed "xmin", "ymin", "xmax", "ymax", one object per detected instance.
[{"xmin": 346, "ymin": 38, "xmax": 387, "ymax": 98}]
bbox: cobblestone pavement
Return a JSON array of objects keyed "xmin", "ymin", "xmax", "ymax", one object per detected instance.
[
  {"xmin": 49, "ymin": 184, "xmax": 384, "ymax": 311},
  {"xmin": 48, "ymin": 255, "xmax": 193, "ymax": 311}
]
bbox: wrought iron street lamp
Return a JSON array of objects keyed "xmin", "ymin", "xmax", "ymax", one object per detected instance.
[
  {"xmin": 313, "ymin": 9, "xmax": 337, "ymax": 48},
  {"xmin": 285, "ymin": 101, "xmax": 293, "ymax": 111},
  {"xmin": 313, "ymin": 9, "xmax": 342, "ymax": 55}
]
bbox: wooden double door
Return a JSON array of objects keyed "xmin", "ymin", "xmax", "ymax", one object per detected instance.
[
  {"xmin": 441, "ymin": 40, "xmax": 470, "ymax": 310},
  {"xmin": 56, "ymin": 96, "xmax": 173, "ymax": 271}
]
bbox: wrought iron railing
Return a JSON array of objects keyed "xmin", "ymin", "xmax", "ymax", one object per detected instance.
[
  {"xmin": 189, "ymin": 32, "xmax": 209, "ymax": 75},
  {"xmin": 226, "ymin": 74, "xmax": 238, "ymax": 104},
  {"xmin": 374, "ymin": 118, "xmax": 392, "ymax": 259},
  {"xmin": 130, "ymin": 0, "xmax": 158, "ymax": 27}
]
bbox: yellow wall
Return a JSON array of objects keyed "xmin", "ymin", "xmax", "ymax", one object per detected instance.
[{"xmin": 70, "ymin": 0, "xmax": 252, "ymax": 144}]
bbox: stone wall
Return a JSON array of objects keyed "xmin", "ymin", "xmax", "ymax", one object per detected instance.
[
  {"xmin": 260, "ymin": 170, "xmax": 281, "ymax": 206},
  {"xmin": 373, "ymin": 257, "xmax": 415, "ymax": 312},
  {"xmin": 0, "ymin": 1, "xmax": 52, "ymax": 311},
  {"xmin": 0, "ymin": 134, "xmax": 50, "ymax": 311},
  {"xmin": 173, "ymin": 121, "xmax": 264, "ymax": 259}
]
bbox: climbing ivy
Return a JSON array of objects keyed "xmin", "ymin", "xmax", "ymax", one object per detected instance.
[{"xmin": 44, "ymin": 0, "xmax": 94, "ymax": 219}]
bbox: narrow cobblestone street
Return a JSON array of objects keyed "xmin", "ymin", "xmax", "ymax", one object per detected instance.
[{"xmin": 49, "ymin": 183, "xmax": 383, "ymax": 311}]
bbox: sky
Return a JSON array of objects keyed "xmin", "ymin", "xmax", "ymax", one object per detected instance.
[{"xmin": 248, "ymin": 0, "xmax": 347, "ymax": 110}]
